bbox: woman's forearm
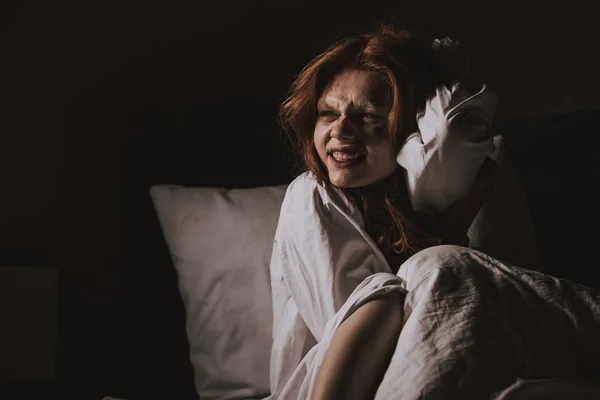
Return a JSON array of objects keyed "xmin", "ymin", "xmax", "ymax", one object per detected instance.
[{"xmin": 311, "ymin": 291, "xmax": 404, "ymax": 400}]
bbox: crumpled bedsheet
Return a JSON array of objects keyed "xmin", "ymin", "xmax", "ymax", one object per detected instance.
[{"xmin": 267, "ymin": 172, "xmax": 600, "ymax": 400}]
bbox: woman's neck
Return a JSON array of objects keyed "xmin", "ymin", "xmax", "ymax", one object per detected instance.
[{"xmin": 341, "ymin": 171, "xmax": 440, "ymax": 267}]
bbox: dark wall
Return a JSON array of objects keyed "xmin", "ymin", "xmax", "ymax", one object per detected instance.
[{"xmin": 2, "ymin": 1, "xmax": 598, "ymax": 270}]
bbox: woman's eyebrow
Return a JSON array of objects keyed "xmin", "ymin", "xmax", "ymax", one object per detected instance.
[
  {"xmin": 318, "ymin": 98, "xmax": 382, "ymax": 111},
  {"xmin": 350, "ymin": 100, "xmax": 379, "ymax": 110}
]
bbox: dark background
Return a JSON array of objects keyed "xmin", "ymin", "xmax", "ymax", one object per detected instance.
[{"xmin": 1, "ymin": 0, "xmax": 598, "ymax": 398}]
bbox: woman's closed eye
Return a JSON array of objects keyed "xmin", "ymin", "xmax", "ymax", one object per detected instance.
[
  {"xmin": 317, "ymin": 110, "xmax": 385, "ymax": 124},
  {"xmin": 318, "ymin": 110, "xmax": 339, "ymax": 121},
  {"xmin": 362, "ymin": 112, "xmax": 384, "ymax": 122}
]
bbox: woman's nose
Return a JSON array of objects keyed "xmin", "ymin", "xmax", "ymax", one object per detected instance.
[{"xmin": 330, "ymin": 117, "xmax": 356, "ymax": 139}]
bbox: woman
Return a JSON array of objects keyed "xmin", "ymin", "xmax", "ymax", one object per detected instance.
[{"xmin": 267, "ymin": 23, "xmax": 600, "ymax": 400}]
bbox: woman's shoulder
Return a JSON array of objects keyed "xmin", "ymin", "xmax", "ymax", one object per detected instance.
[
  {"xmin": 282, "ymin": 172, "xmax": 328, "ymax": 212},
  {"xmin": 287, "ymin": 171, "xmax": 321, "ymax": 191},
  {"xmin": 287, "ymin": 171, "xmax": 343, "ymax": 198}
]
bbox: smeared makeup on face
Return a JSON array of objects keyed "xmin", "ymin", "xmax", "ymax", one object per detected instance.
[{"xmin": 313, "ymin": 68, "xmax": 399, "ymax": 188}]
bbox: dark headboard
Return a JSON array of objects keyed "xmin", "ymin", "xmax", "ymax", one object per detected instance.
[
  {"xmin": 497, "ymin": 108, "xmax": 600, "ymax": 286},
  {"xmin": 108, "ymin": 99, "xmax": 600, "ymax": 399}
]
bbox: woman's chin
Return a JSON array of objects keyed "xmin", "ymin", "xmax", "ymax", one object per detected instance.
[
  {"xmin": 328, "ymin": 169, "xmax": 397, "ymax": 189},
  {"xmin": 329, "ymin": 173, "xmax": 366, "ymax": 189}
]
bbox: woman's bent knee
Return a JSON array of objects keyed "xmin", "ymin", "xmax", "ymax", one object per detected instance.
[{"xmin": 398, "ymin": 245, "xmax": 481, "ymax": 291}]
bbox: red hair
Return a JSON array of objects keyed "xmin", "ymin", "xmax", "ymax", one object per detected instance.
[{"xmin": 279, "ymin": 23, "xmax": 458, "ymax": 255}]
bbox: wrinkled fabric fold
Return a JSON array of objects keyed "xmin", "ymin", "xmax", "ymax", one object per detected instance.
[
  {"xmin": 376, "ymin": 245, "xmax": 600, "ymax": 399},
  {"xmin": 266, "ymin": 173, "xmax": 406, "ymax": 399},
  {"xmin": 397, "ymin": 83, "xmax": 499, "ymax": 215},
  {"xmin": 266, "ymin": 173, "xmax": 600, "ymax": 400}
]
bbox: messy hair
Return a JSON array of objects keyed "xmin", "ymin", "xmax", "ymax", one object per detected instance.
[{"xmin": 279, "ymin": 23, "xmax": 459, "ymax": 255}]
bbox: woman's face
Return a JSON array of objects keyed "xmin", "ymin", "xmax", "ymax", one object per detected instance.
[{"xmin": 313, "ymin": 68, "xmax": 399, "ymax": 188}]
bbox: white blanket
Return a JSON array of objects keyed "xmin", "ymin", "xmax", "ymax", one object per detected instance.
[{"xmin": 266, "ymin": 172, "xmax": 600, "ymax": 400}]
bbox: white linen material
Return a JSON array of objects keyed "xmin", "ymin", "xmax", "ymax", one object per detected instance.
[
  {"xmin": 266, "ymin": 172, "xmax": 407, "ymax": 400},
  {"xmin": 266, "ymin": 173, "xmax": 600, "ymax": 400},
  {"xmin": 397, "ymin": 82, "xmax": 499, "ymax": 215}
]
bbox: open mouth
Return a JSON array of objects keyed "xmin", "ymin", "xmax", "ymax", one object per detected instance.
[{"xmin": 327, "ymin": 151, "xmax": 366, "ymax": 167}]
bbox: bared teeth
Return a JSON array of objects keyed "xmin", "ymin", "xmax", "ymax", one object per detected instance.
[{"xmin": 332, "ymin": 151, "xmax": 362, "ymax": 161}]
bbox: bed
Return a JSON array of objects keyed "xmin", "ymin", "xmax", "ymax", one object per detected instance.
[{"xmin": 106, "ymin": 97, "xmax": 600, "ymax": 399}]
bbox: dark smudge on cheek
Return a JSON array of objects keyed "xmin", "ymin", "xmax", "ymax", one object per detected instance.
[{"xmin": 360, "ymin": 125, "xmax": 387, "ymax": 143}]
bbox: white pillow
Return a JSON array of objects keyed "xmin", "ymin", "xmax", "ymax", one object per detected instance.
[{"xmin": 150, "ymin": 184, "xmax": 288, "ymax": 400}]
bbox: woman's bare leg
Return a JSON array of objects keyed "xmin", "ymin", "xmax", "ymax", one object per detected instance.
[{"xmin": 311, "ymin": 291, "xmax": 404, "ymax": 400}]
